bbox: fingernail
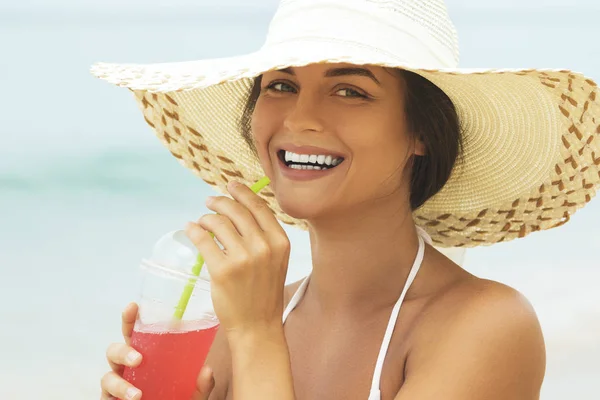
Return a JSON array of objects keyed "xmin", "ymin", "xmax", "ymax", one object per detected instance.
[
  {"xmin": 228, "ymin": 180, "xmax": 240, "ymax": 189},
  {"xmin": 125, "ymin": 387, "xmax": 141, "ymax": 400},
  {"xmin": 126, "ymin": 351, "xmax": 141, "ymax": 364},
  {"xmin": 205, "ymin": 196, "xmax": 215, "ymax": 206}
]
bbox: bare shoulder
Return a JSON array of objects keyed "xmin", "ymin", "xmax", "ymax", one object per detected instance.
[
  {"xmin": 401, "ymin": 276, "xmax": 547, "ymax": 399},
  {"xmin": 206, "ymin": 276, "xmax": 307, "ymax": 400},
  {"xmin": 421, "ymin": 276, "xmax": 544, "ymax": 333}
]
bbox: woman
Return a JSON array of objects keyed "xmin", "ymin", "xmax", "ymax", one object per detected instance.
[{"xmin": 94, "ymin": 0, "xmax": 599, "ymax": 399}]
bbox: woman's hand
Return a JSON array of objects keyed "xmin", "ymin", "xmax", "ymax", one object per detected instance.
[
  {"xmin": 185, "ymin": 180, "xmax": 291, "ymax": 340},
  {"xmin": 191, "ymin": 365, "xmax": 216, "ymax": 400},
  {"xmin": 187, "ymin": 180, "xmax": 296, "ymax": 399},
  {"xmin": 100, "ymin": 303, "xmax": 143, "ymax": 400},
  {"xmin": 100, "ymin": 304, "xmax": 217, "ymax": 400}
]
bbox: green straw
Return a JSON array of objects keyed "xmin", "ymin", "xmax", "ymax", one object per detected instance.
[{"xmin": 173, "ymin": 176, "xmax": 271, "ymax": 320}]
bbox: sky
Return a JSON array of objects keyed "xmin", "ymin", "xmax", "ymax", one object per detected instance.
[{"xmin": 1, "ymin": 0, "xmax": 598, "ymax": 11}]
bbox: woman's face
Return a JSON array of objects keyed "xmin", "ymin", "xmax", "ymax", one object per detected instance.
[{"xmin": 251, "ymin": 63, "xmax": 420, "ymax": 222}]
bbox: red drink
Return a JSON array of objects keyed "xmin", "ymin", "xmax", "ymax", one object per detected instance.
[{"xmin": 122, "ymin": 320, "xmax": 219, "ymax": 400}]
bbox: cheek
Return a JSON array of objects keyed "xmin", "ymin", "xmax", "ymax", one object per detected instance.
[
  {"xmin": 250, "ymin": 101, "xmax": 283, "ymax": 163},
  {"xmin": 339, "ymin": 110, "xmax": 408, "ymax": 159},
  {"xmin": 342, "ymin": 111, "xmax": 411, "ymax": 186},
  {"xmin": 250, "ymin": 103, "xmax": 269, "ymax": 145},
  {"xmin": 375, "ymin": 124, "xmax": 412, "ymax": 173}
]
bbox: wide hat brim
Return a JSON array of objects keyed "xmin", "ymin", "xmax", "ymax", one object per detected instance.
[{"xmin": 91, "ymin": 43, "xmax": 600, "ymax": 247}]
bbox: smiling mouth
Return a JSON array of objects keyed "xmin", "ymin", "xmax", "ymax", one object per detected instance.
[{"xmin": 277, "ymin": 150, "xmax": 345, "ymax": 170}]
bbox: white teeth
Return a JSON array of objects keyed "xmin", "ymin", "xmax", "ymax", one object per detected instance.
[
  {"xmin": 284, "ymin": 150, "xmax": 343, "ymax": 167},
  {"xmin": 290, "ymin": 164, "xmax": 321, "ymax": 170}
]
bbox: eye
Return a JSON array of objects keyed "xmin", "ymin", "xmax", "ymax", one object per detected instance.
[
  {"xmin": 265, "ymin": 81, "xmax": 296, "ymax": 93},
  {"xmin": 335, "ymin": 87, "xmax": 367, "ymax": 98}
]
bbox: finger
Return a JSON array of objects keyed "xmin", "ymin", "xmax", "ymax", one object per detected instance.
[
  {"xmin": 227, "ymin": 180, "xmax": 285, "ymax": 236},
  {"xmin": 194, "ymin": 214, "xmax": 246, "ymax": 254},
  {"xmin": 100, "ymin": 392, "xmax": 117, "ymax": 400},
  {"xmin": 101, "ymin": 371, "xmax": 142, "ymax": 400},
  {"xmin": 205, "ymin": 195, "xmax": 263, "ymax": 238},
  {"xmin": 121, "ymin": 302, "xmax": 138, "ymax": 345},
  {"xmin": 106, "ymin": 343, "xmax": 142, "ymax": 373},
  {"xmin": 185, "ymin": 221, "xmax": 228, "ymax": 263},
  {"xmin": 191, "ymin": 365, "xmax": 216, "ymax": 400}
]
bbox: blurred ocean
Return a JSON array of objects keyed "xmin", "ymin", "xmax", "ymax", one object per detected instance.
[{"xmin": 0, "ymin": 1, "xmax": 599, "ymax": 399}]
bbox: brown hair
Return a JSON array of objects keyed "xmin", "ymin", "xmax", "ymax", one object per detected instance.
[{"xmin": 239, "ymin": 69, "xmax": 462, "ymax": 210}]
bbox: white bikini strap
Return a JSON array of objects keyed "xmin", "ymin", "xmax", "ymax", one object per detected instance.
[
  {"xmin": 282, "ymin": 273, "xmax": 311, "ymax": 323},
  {"xmin": 282, "ymin": 227, "xmax": 431, "ymax": 388},
  {"xmin": 369, "ymin": 233, "xmax": 427, "ymax": 397},
  {"xmin": 416, "ymin": 225, "xmax": 433, "ymax": 245}
]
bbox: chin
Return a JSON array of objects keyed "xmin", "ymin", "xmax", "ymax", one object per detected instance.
[{"xmin": 275, "ymin": 194, "xmax": 323, "ymax": 221}]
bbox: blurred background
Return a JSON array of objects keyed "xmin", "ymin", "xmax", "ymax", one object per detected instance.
[{"xmin": 0, "ymin": 0, "xmax": 598, "ymax": 399}]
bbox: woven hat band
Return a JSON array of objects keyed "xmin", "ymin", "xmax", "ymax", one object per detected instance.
[{"xmin": 262, "ymin": 0, "xmax": 458, "ymax": 69}]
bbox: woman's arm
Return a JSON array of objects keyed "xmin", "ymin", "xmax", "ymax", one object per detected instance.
[
  {"xmin": 205, "ymin": 326, "xmax": 232, "ymax": 400},
  {"xmin": 185, "ymin": 181, "xmax": 297, "ymax": 400},
  {"xmin": 206, "ymin": 280, "xmax": 304, "ymax": 400},
  {"xmin": 228, "ymin": 325, "xmax": 296, "ymax": 400},
  {"xmin": 395, "ymin": 284, "xmax": 546, "ymax": 400}
]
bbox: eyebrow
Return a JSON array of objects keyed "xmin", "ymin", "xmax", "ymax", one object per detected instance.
[{"xmin": 278, "ymin": 67, "xmax": 381, "ymax": 85}]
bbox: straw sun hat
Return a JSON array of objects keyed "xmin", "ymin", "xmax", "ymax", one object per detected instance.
[{"xmin": 91, "ymin": 0, "xmax": 600, "ymax": 248}]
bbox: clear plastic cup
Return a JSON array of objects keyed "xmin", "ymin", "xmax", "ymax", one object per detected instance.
[{"xmin": 122, "ymin": 231, "xmax": 219, "ymax": 400}]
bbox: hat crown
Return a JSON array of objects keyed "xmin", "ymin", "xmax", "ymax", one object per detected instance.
[{"xmin": 264, "ymin": 0, "xmax": 460, "ymax": 68}]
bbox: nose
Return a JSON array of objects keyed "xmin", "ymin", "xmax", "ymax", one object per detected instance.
[{"xmin": 283, "ymin": 90, "xmax": 325, "ymax": 134}]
